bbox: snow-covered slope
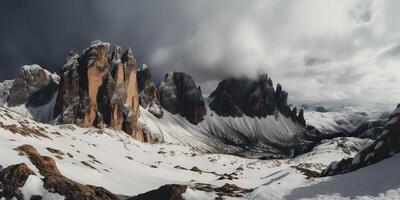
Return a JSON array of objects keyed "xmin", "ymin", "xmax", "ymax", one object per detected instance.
[
  {"xmin": 248, "ymin": 154, "xmax": 400, "ymax": 200},
  {"xmin": 0, "ymin": 105, "xmax": 385, "ymax": 200},
  {"xmin": 140, "ymin": 104, "xmax": 309, "ymax": 158},
  {"xmin": 302, "ymin": 104, "xmax": 394, "ymax": 135}
]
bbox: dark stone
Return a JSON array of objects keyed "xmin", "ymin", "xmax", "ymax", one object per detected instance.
[
  {"xmin": 297, "ymin": 109, "xmax": 306, "ymax": 127},
  {"xmin": 0, "ymin": 163, "xmax": 35, "ymax": 200},
  {"xmin": 127, "ymin": 184, "xmax": 187, "ymax": 200},
  {"xmin": 137, "ymin": 65, "xmax": 163, "ymax": 118},
  {"xmin": 158, "ymin": 72, "xmax": 206, "ymax": 124},
  {"xmin": 27, "ymin": 80, "xmax": 59, "ymax": 107},
  {"xmin": 209, "ymin": 74, "xmax": 301, "ymax": 122},
  {"xmin": 30, "ymin": 195, "xmax": 43, "ymax": 200},
  {"xmin": 7, "ymin": 65, "xmax": 59, "ymax": 107}
]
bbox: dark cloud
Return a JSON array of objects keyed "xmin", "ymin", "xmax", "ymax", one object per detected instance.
[
  {"xmin": 0, "ymin": 0, "xmax": 197, "ymax": 81},
  {"xmin": 0, "ymin": 0, "xmax": 399, "ymax": 104}
]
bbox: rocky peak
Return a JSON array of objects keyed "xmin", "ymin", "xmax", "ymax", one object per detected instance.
[
  {"xmin": 0, "ymin": 80, "xmax": 13, "ymax": 105},
  {"xmin": 137, "ymin": 64, "xmax": 163, "ymax": 118},
  {"xmin": 7, "ymin": 65, "xmax": 59, "ymax": 107},
  {"xmin": 54, "ymin": 41, "xmax": 151, "ymax": 142},
  {"xmin": 158, "ymin": 72, "xmax": 206, "ymax": 124},
  {"xmin": 209, "ymin": 74, "xmax": 306, "ymax": 126}
]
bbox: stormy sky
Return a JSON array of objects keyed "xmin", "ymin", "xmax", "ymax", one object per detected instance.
[{"xmin": 0, "ymin": 0, "xmax": 399, "ymax": 104}]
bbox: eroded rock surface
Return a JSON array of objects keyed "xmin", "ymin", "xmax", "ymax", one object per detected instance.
[
  {"xmin": 158, "ymin": 72, "xmax": 206, "ymax": 124},
  {"xmin": 0, "ymin": 163, "xmax": 35, "ymax": 200},
  {"xmin": 137, "ymin": 64, "xmax": 163, "ymax": 118},
  {"xmin": 128, "ymin": 184, "xmax": 187, "ymax": 200},
  {"xmin": 7, "ymin": 65, "xmax": 59, "ymax": 107},
  {"xmin": 16, "ymin": 144, "xmax": 118, "ymax": 200},
  {"xmin": 54, "ymin": 41, "xmax": 149, "ymax": 142},
  {"xmin": 209, "ymin": 74, "xmax": 305, "ymax": 125}
]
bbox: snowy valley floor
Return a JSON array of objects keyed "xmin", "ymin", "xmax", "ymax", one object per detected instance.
[{"xmin": 0, "ymin": 107, "xmax": 399, "ymax": 200}]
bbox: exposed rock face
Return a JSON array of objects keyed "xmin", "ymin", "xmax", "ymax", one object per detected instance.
[
  {"xmin": 321, "ymin": 104, "xmax": 400, "ymax": 176},
  {"xmin": 54, "ymin": 41, "xmax": 149, "ymax": 142},
  {"xmin": 209, "ymin": 74, "xmax": 305, "ymax": 125},
  {"xmin": 137, "ymin": 64, "xmax": 163, "ymax": 118},
  {"xmin": 0, "ymin": 80, "xmax": 13, "ymax": 105},
  {"xmin": 128, "ymin": 184, "xmax": 187, "ymax": 200},
  {"xmin": 158, "ymin": 72, "xmax": 206, "ymax": 124},
  {"xmin": 7, "ymin": 65, "xmax": 59, "ymax": 107},
  {"xmin": 16, "ymin": 144, "xmax": 118, "ymax": 200},
  {"xmin": 0, "ymin": 163, "xmax": 35, "ymax": 200}
]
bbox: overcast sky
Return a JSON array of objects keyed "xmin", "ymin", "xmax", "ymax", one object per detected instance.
[{"xmin": 0, "ymin": 0, "xmax": 399, "ymax": 104}]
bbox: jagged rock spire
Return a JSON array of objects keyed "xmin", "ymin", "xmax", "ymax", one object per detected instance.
[{"xmin": 54, "ymin": 41, "xmax": 152, "ymax": 142}]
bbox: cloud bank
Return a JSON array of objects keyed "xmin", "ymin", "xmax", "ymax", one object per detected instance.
[{"xmin": 0, "ymin": 0, "xmax": 399, "ymax": 104}]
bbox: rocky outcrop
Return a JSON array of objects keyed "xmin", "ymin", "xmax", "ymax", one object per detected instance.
[
  {"xmin": 209, "ymin": 74, "xmax": 305, "ymax": 126},
  {"xmin": 7, "ymin": 65, "xmax": 59, "ymax": 107},
  {"xmin": 128, "ymin": 184, "xmax": 187, "ymax": 200},
  {"xmin": 16, "ymin": 144, "xmax": 118, "ymax": 200},
  {"xmin": 321, "ymin": 104, "xmax": 400, "ymax": 176},
  {"xmin": 0, "ymin": 163, "xmax": 35, "ymax": 200},
  {"xmin": 54, "ymin": 41, "xmax": 149, "ymax": 142},
  {"xmin": 158, "ymin": 72, "xmax": 206, "ymax": 124},
  {"xmin": 137, "ymin": 64, "xmax": 163, "ymax": 118},
  {"xmin": 0, "ymin": 80, "xmax": 13, "ymax": 105}
]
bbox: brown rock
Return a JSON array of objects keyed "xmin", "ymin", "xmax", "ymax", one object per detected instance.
[
  {"xmin": 127, "ymin": 184, "xmax": 187, "ymax": 200},
  {"xmin": 0, "ymin": 163, "xmax": 35, "ymax": 200},
  {"xmin": 54, "ymin": 41, "xmax": 149, "ymax": 142},
  {"xmin": 16, "ymin": 144, "xmax": 118, "ymax": 200}
]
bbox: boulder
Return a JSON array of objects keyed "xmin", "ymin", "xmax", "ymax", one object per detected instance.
[
  {"xmin": 54, "ymin": 41, "xmax": 148, "ymax": 142},
  {"xmin": 158, "ymin": 72, "xmax": 206, "ymax": 124},
  {"xmin": 127, "ymin": 184, "xmax": 187, "ymax": 200},
  {"xmin": 0, "ymin": 163, "xmax": 35, "ymax": 200}
]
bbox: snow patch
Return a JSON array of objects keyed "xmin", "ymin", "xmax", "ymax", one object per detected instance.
[{"xmin": 20, "ymin": 175, "xmax": 65, "ymax": 200}]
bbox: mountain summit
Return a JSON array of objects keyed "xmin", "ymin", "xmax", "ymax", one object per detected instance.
[{"xmin": 2, "ymin": 41, "xmax": 310, "ymax": 157}]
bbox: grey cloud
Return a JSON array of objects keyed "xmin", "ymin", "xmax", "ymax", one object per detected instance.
[
  {"xmin": 304, "ymin": 56, "xmax": 330, "ymax": 67},
  {"xmin": 0, "ymin": 0, "xmax": 399, "ymax": 104},
  {"xmin": 380, "ymin": 44, "xmax": 400, "ymax": 59}
]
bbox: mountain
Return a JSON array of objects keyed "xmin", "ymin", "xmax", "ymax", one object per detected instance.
[
  {"xmin": 321, "ymin": 104, "xmax": 400, "ymax": 176},
  {"xmin": 1, "ymin": 40, "xmax": 399, "ymax": 199},
  {"xmin": 0, "ymin": 41, "xmax": 315, "ymax": 158},
  {"xmin": 0, "ymin": 105, "xmax": 374, "ymax": 199},
  {"xmin": 53, "ymin": 41, "xmax": 149, "ymax": 142}
]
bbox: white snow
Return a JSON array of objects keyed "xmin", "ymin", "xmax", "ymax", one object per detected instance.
[
  {"xmin": 248, "ymin": 154, "xmax": 400, "ymax": 200},
  {"xmin": 303, "ymin": 104, "xmax": 394, "ymax": 134},
  {"xmin": 140, "ymin": 105, "xmax": 306, "ymax": 155},
  {"xmin": 20, "ymin": 175, "xmax": 65, "ymax": 200},
  {"xmin": 3, "ymin": 92, "xmax": 57, "ymax": 123},
  {"xmin": 182, "ymin": 188, "xmax": 218, "ymax": 200},
  {"xmin": 0, "ymin": 104, "xmax": 398, "ymax": 200}
]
